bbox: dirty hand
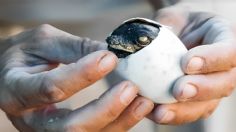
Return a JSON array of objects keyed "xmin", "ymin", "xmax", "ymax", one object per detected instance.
[
  {"xmin": 0, "ymin": 25, "xmax": 154, "ymax": 131},
  {"xmin": 148, "ymin": 6, "xmax": 236, "ymax": 125}
]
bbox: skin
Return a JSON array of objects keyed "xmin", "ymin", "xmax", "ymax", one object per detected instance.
[
  {"xmin": 106, "ymin": 21, "xmax": 160, "ymax": 58},
  {"xmin": 147, "ymin": 6, "xmax": 236, "ymax": 125},
  {"xmin": 0, "ymin": 25, "xmax": 154, "ymax": 132}
]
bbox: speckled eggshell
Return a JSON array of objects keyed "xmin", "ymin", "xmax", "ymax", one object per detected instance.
[{"xmin": 115, "ymin": 24, "xmax": 188, "ymax": 104}]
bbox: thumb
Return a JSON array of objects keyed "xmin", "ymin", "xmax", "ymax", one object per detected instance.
[{"xmin": 15, "ymin": 24, "xmax": 107, "ymax": 64}]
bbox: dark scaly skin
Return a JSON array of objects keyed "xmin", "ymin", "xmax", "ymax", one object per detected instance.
[{"xmin": 106, "ymin": 20, "xmax": 161, "ymax": 58}]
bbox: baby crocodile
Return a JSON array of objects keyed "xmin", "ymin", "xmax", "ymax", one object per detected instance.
[{"xmin": 106, "ymin": 19, "xmax": 161, "ymax": 58}]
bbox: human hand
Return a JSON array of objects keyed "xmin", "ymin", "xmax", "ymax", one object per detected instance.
[
  {"xmin": 8, "ymin": 81, "xmax": 154, "ymax": 132},
  {"xmin": 148, "ymin": 6, "xmax": 236, "ymax": 125},
  {"xmin": 0, "ymin": 25, "xmax": 154, "ymax": 131},
  {"xmin": 0, "ymin": 24, "xmax": 109, "ymax": 116}
]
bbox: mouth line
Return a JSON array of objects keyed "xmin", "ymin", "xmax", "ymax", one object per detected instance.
[
  {"xmin": 108, "ymin": 45, "xmax": 133, "ymax": 58},
  {"xmin": 108, "ymin": 44, "xmax": 134, "ymax": 53}
]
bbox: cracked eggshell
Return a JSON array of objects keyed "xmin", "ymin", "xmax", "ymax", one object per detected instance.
[{"xmin": 115, "ymin": 18, "xmax": 188, "ymax": 104}]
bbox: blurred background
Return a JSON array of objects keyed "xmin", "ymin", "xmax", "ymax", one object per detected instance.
[{"xmin": 0, "ymin": 0, "xmax": 236, "ymax": 132}]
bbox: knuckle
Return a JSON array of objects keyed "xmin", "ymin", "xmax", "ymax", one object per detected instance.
[
  {"xmin": 105, "ymin": 106, "xmax": 120, "ymax": 119},
  {"xmin": 78, "ymin": 63, "xmax": 100, "ymax": 84},
  {"xmin": 121, "ymin": 117, "xmax": 139, "ymax": 130},
  {"xmin": 202, "ymin": 100, "xmax": 219, "ymax": 119},
  {"xmin": 106, "ymin": 108, "xmax": 119, "ymax": 119},
  {"xmin": 221, "ymin": 83, "xmax": 234, "ymax": 98},
  {"xmin": 35, "ymin": 24, "xmax": 55, "ymax": 39},
  {"xmin": 224, "ymin": 76, "xmax": 236, "ymax": 97},
  {"xmin": 202, "ymin": 109, "xmax": 215, "ymax": 119},
  {"xmin": 38, "ymin": 24, "xmax": 54, "ymax": 32},
  {"xmin": 81, "ymin": 70, "xmax": 95, "ymax": 83},
  {"xmin": 41, "ymin": 78, "xmax": 65, "ymax": 103},
  {"xmin": 223, "ymin": 89, "xmax": 233, "ymax": 97}
]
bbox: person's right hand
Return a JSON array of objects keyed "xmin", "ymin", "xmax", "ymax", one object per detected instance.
[{"xmin": 0, "ymin": 24, "xmax": 154, "ymax": 131}]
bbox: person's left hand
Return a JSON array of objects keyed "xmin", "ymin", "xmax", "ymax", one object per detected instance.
[{"xmin": 148, "ymin": 6, "xmax": 236, "ymax": 125}]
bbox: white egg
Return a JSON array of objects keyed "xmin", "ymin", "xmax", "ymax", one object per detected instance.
[{"xmin": 115, "ymin": 18, "xmax": 188, "ymax": 104}]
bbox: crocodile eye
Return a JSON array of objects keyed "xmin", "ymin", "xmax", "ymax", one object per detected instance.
[{"xmin": 137, "ymin": 36, "xmax": 151, "ymax": 46}]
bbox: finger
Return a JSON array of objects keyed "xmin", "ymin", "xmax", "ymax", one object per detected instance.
[
  {"xmin": 173, "ymin": 68, "xmax": 236, "ymax": 101},
  {"xmin": 154, "ymin": 6, "xmax": 189, "ymax": 35},
  {"xmin": 61, "ymin": 81, "xmax": 138, "ymax": 132},
  {"xmin": 102, "ymin": 97, "xmax": 154, "ymax": 132},
  {"xmin": 180, "ymin": 14, "xmax": 234, "ymax": 49},
  {"xmin": 181, "ymin": 43, "xmax": 236, "ymax": 74},
  {"xmin": 7, "ymin": 105, "xmax": 71, "ymax": 132},
  {"xmin": 12, "ymin": 64, "xmax": 59, "ymax": 74},
  {"xmin": 20, "ymin": 24, "xmax": 107, "ymax": 64},
  {"xmin": 3, "ymin": 51, "xmax": 117, "ymax": 115},
  {"xmin": 180, "ymin": 15, "xmax": 234, "ymax": 46},
  {"xmin": 179, "ymin": 12, "xmax": 217, "ymax": 49},
  {"xmin": 11, "ymin": 82, "xmax": 137, "ymax": 132},
  {"xmin": 148, "ymin": 99, "xmax": 220, "ymax": 125}
]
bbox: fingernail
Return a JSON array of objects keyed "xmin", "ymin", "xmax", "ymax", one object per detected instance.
[
  {"xmin": 134, "ymin": 101, "xmax": 152, "ymax": 119},
  {"xmin": 99, "ymin": 54, "xmax": 116, "ymax": 72},
  {"xmin": 187, "ymin": 57, "xmax": 204, "ymax": 73},
  {"xmin": 179, "ymin": 84, "xmax": 197, "ymax": 100},
  {"xmin": 120, "ymin": 83, "xmax": 137, "ymax": 106},
  {"xmin": 155, "ymin": 107, "xmax": 175, "ymax": 123}
]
